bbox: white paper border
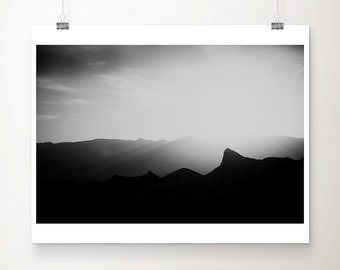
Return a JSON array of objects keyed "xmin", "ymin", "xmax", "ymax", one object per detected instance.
[{"xmin": 31, "ymin": 25, "xmax": 309, "ymax": 243}]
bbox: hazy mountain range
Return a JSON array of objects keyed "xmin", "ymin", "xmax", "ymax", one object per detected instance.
[{"xmin": 37, "ymin": 135, "xmax": 303, "ymax": 182}]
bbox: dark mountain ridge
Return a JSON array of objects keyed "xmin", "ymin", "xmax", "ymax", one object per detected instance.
[
  {"xmin": 37, "ymin": 146, "xmax": 304, "ymax": 224},
  {"xmin": 37, "ymin": 136, "xmax": 304, "ymax": 182}
]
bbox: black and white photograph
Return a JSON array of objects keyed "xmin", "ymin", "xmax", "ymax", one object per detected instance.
[
  {"xmin": 36, "ymin": 43, "xmax": 305, "ymax": 224},
  {"xmin": 5, "ymin": 0, "xmax": 340, "ymax": 264}
]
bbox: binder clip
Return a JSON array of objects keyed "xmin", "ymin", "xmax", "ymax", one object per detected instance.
[
  {"xmin": 271, "ymin": 22, "xmax": 284, "ymax": 30},
  {"xmin": 56, "ymin": 14, "xmax": 69, "ymax": 30},
  {"xmin": 272, "ymin": 2, "xmax": 284, "ymax": 30}
]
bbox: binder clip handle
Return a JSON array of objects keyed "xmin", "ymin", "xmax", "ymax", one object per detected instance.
[
  {"xmin": 56, "ymin": 0, "xmax": 69, "ymax": 30},
  {"xmin": 271, "ymin": 0, "xmax": 284, "ymax": 30},
  {"xmin": 57, "ymin": 14, "xmax": 69, "ymax": 30}
]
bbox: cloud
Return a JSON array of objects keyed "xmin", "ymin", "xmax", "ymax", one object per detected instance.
[
  {"xmin": 37, "ymin": 114, "xmax": 89, "ymax": 123},
  {"xmin": 99, "ymin": 74, "xmax": 130, "ymax": 85},
  {"xmin": 96, "ymin": 68, "xmax": 154, "ymax": 94},
  {"xmin": 39, "ymin": 99, "xmax": 94, "ymax": 106},
  {"xmin": 88, "ymin": 61, "xmax": 111, "ymax": 66},
  {"xmin": 61, "ymin": 99, "xmax": 94, "ymax": 106},
  {"xmin": 96, "ymin": 74, "xmax": 134, "ymax": 93},
  {"xmin": 37, "ymin": 78, "xmax": 76, "ymax": 92},
  {"xmin": 37, "ymin": 115, "xmax": 58, "ymax": 120}
]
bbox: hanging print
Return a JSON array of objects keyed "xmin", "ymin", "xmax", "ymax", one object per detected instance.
[{"xmin": 32, "ymin": 25, "xmax": 309, "ymax": 243}]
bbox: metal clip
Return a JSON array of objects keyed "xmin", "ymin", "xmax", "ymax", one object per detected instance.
[
  {"xmin": 56, "ymin": 1, "xmax": 69, "ymax": 30},
  {"xmin": 56, "ymin": 22, "xmax": 69, "ymax": 30},
  {"xmin": 272, "ymin": 0, "xmax": 284, "ymax": 30},
  {"xmin": 271, "ymin": 22, "xmax": 284, "ymax": 30}
]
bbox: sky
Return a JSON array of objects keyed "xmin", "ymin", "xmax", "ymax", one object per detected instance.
[{"xmin": 36, "ymin": 45, "xmax": 304, "ymax": 143}]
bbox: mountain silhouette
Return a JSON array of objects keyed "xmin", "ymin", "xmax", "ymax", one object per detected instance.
[
  {"xmin": 109, "ymin": 170, "xmax": 161, "ymax": 184},
  {"xmin": 37, "ymin": 145, "xmax": 304, "ymax": 224},
  {"xmin": 221, "ymin": 148, "xmax": 245, "ymax": 164},
  {"xmin": 162, "ymin": 168, "xmax": 202, "ymax": 183},
  {"xmin": 37, "ymin": 136, "xmax": 303, "ymax": 182}
]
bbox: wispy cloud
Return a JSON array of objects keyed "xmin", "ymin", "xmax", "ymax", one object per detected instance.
[
  {"xmin": 37, "ymin": 78, "xmax": 76, "ymax": 92},
  {"xmin": 37, "ymin": 115, "xmax": 58, "ymax": 120},
  {"xmin": 37, "ymin": 113, "xmax": 88, "ymax": 121},
  {"xmin": 62, "ymin": 99, "xmax": 94, "ymax": 106},
  {"xmin": 99, "ymin": 74, "xmax": 130, "ymax": 85},
  {"xmin": 96, "ymin": 74, "xmax": 134, "ymax": 93},
  {"xmin": 97, "ymin": 68, "xmax": 154, "ymax": 94},
  {"xmin": 88, "ymin": 60, "xmax": 111, "ymax": 66},
  {"xmin": 40, "ymin": 99, "xmax": 94, "ymax": 106}
]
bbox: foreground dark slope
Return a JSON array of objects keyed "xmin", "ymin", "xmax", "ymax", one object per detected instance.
[{"xmin": 37, "ymin": 148, "xmax": 304, "ymax": 223}]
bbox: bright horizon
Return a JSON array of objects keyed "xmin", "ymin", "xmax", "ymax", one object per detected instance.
[{"xmin": 37, "ymin": 134, "xmax": 303, "ymax": 144}]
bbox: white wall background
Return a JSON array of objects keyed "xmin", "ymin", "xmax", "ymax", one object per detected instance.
[{"xmin": 0, "ymin": 0, "xmax": 339, "ymax": 269}]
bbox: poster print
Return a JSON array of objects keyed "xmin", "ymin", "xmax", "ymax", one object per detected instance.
[{"xmin": 32, "ymin": 26, "xmax": 309, "ymax": 243}]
